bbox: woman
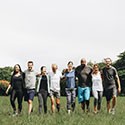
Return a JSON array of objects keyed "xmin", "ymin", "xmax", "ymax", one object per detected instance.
[
  {"xmin": 36, "ymin": 66, "xmax": 50, "ymax": 114},
  {"xmin": 92, "ymin": 64, "xmax": 103, "ymax": 114},
  {"xmin": 6, "ymin": 64, "xmax": 24, "ymax": 116},
  {"xmin": 64, "ymin": 61, "xmax": 76, "ymax": 114}
]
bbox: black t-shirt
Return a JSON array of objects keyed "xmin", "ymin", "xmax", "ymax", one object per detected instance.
[
  {"xmin": 75, "ymin": 65, "xmax": 93, "ymax": 88},
  {"xmin": 102, "ymin": 66, "xmax": 117, "ymax": 89},
  {"xmin": 10, "ymin": 73, "xmax": 24, "ymax": 91},
  {"xmin": 39, "ymin": 75, "xmax": 48, "ymax": 92}
]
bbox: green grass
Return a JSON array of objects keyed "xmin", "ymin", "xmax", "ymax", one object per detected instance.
[{"xmin": 0, "ymin": 96, "xmax": 125, "ymax": 125}]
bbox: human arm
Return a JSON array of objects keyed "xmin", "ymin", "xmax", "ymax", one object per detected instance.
[
  {"xmin": 60, "ymin": 70, "xmax": 66, "ymax": 80},
  {"xmin": 115, "ymin": 75, "xmax": 121, "ymax": 93},
  {"xmin": 6, "ymin": 84, "xmax": 11, "ymax": 95},
  {"xmin": 6, "ymin": 74, "xmax": 13, "ymax": 94},
  {"xmin": 100, "ymin": 70, "xmax": 104, "ymax": 80}
]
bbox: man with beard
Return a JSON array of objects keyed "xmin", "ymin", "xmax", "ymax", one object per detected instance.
[
  {"xmin": 75, "ymin": 58, "xmax": 93, "ymax": 112},
  {"xmin": 102, "ymin": 58, "xmax": 121, "ymax": 115},
  {"xmin": 49, "ymin": 64, "xmax": 62, "ymax": 113}
]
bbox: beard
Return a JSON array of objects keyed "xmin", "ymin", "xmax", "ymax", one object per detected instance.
[{"xmin": 81, "ymin": 64, "xmax": 86, "ymax": 68}]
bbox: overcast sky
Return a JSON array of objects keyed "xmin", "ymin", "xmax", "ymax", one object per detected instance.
[{"xmin": 0, "ymin": 0, "xmax": 125, "ymax": 71}]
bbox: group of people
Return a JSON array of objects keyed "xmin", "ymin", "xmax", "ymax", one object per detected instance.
[{"xmin": 6, "ymin": 58, "xmax": 121, "ymax": 116}]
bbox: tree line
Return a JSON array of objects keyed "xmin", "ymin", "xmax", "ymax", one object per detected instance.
[{"xmin": 0, "ymin": 51, "xmax": 125, "ymax": 96}]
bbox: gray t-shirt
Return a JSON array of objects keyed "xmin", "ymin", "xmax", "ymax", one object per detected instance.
[
  {"xmin": 24, "ymin": 69, "xmax": 37, "ymax": 89},
  {"xmin": 75, "ymin": 65, "xmax": 93, "ymax": 88},
  {"xmin": 102, "ymin": 66, "xmax": 117, "ymax": 90}
]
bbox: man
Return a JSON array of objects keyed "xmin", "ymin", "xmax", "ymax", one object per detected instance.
[
  {"xmin": 102, "ymin": 58, "xmax": 121, "ymax": 114},
  {"xmin": 24, "ymin": 61, "xmax": 38, "ymax": 115},
  {"xmin": 75, "ymin": 58, "xmax": 93, "ymax": 112},
  {"xmin": 49, "ymin": 64, "xmax": 62, "ymax": 113}
]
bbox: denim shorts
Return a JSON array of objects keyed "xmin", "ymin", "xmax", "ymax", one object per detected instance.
[{"xmin": 24, "ymin": 89, "xmax": 35, "ymax": 101}]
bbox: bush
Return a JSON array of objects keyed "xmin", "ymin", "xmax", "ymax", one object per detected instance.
[{"xmin": 0, "ymin": 80, "xmax": 10, "ymax": 96}]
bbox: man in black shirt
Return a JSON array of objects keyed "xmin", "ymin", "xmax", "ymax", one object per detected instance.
[
  {"xmin": 75, "ymin": 58, "xmax": 93, "ymax": 112},
  {"xmin": 102, "ymin": 58, "xmax": 121, "ymax": 114}
]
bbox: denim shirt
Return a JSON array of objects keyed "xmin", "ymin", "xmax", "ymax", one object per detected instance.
[{"xmin": 64, "ymin": 70, "xmax": 76, "ymax": 88}]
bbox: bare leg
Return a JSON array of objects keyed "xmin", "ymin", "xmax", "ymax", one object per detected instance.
[
  {"xmin": 107, "ymin": 101, "xmax": 111, "ymax": 113},
  {"xmin": 56, "ymin": 98, "xmax": 60, "ymax": 112},
  {"xmin": 86, "ymin": 100, "xmax": 90, "ymax": 112},
  {"xmin": 112, "ymin": 96, "xmax": 117, "ymax": 109},
  {"xmin": 51, "ymin": 97, "xmax": 55, "ymax": 113},
  {"xmin": 28, "ymin": 100, "xmax": 33, "ymax": 115},
  {"xmin": 81, "ymin": 101, "xmax": 85, "ymax": 112}
]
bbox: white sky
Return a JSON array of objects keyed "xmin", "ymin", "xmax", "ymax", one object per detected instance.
[{"xmin": 0, "ymin": 0, "xmax": 125, "ymax": 71}]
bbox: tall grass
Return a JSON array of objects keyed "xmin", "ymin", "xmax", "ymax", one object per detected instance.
[{"xmin": 0, "ymin": 96, "xmax": 125, "ymax": 125}]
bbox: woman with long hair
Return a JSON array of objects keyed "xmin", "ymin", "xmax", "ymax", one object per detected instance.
[
  {"xmin": 92, "ymin": 64, "xmax": 103, "ymax": 114},
  {"xmin": 36, "ymin": 66, "xmax": 50, "ymax": 114},
  {"xmin": 6, "ymin": 64, "xmax": 24, "ymax": 116}
]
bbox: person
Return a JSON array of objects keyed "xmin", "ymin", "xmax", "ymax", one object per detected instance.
[
  {"xmin": 92, "ymin": 64, "xmax": 103, "ymax": 114},
  {"xmin": 49, "ymin": 64, "xmax": 62, "ymax": 113},
  {"xmin": 6, "ymin": 64, "xmax": 24, "ymax": 116},
  {"xmin": 36, "ymin": 66, "xmax": 50, "ymax": 114},
  {"xmin": 24, "ymin": 61, "xmax": 38, "ymax": 115},
  {"xmin": 64, "ymin": 61, "xmax": 76, "ymax": 114},
  {"xmin": 101, "ymin": 58, "xmax": 121, "ymax": 114},
  {"xmin": 75, "ymin": 58, "xmax": 93, "ymax": 112}
]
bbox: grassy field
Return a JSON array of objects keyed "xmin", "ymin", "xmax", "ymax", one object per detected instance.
[{"xmin": 0, "ymin": 96, "xmax": 125, "ymax": 125}]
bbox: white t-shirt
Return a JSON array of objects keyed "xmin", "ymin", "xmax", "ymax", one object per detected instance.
[
  {"xmin": 49, "ymin": 70, "xmax": 62, "ymax": 92},
  {"xmin": 92, "ymin": 72, "xmax": 103, "ymax": 91}
]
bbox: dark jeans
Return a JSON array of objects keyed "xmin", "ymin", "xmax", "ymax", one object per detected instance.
[
  {"xmin": 24, "ymin": 89, "xmax": 35, "ymax": 101},
  {"xmin": 10, "ymin": 89, "xmax": 23, "ymax": 112},
  {"xmin": 38, "ymin": 89, "xmax": 48, "ymax": 114}
]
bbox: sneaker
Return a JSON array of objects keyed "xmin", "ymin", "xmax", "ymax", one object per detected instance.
[
  {"xmin": 12, "ymin": 111, "xmax": 18, "ymax": 116},
  {"xmin": 94, "ymin": 111, "xmax": 97, "ymax": 114},
  {"xmin": 86, "ymin": 108, "xmax": 90, "ymax": 113},
  {"xmin": 18, "ymin": 110, "xmax": 21, "ymax": 114},
  {"xmin": 111, "ymin": 109, "xmax": 115, "ymax": 115},
  {"xmin": 67, "ymin": 110, "xmax": 71, "ymax": 115}
]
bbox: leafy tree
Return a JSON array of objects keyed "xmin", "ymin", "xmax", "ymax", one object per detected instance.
[
  {"xmin": 0, "ymin": 67, "xmax": 13, "ymax": 95},
  {"xmin": 98, "ymin": 62, "xmax": 105, "ymax": 70},
  {"xmin": 0, "ymin": 67, "xmax": 13, "ymax": 82},
  {"xmin": 87, "ymin": 61, "xmax": 93, "ymax": 67},
  {"xmin": 113, "ymin": 51, "xmax": 125, "ymax": 94}
]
